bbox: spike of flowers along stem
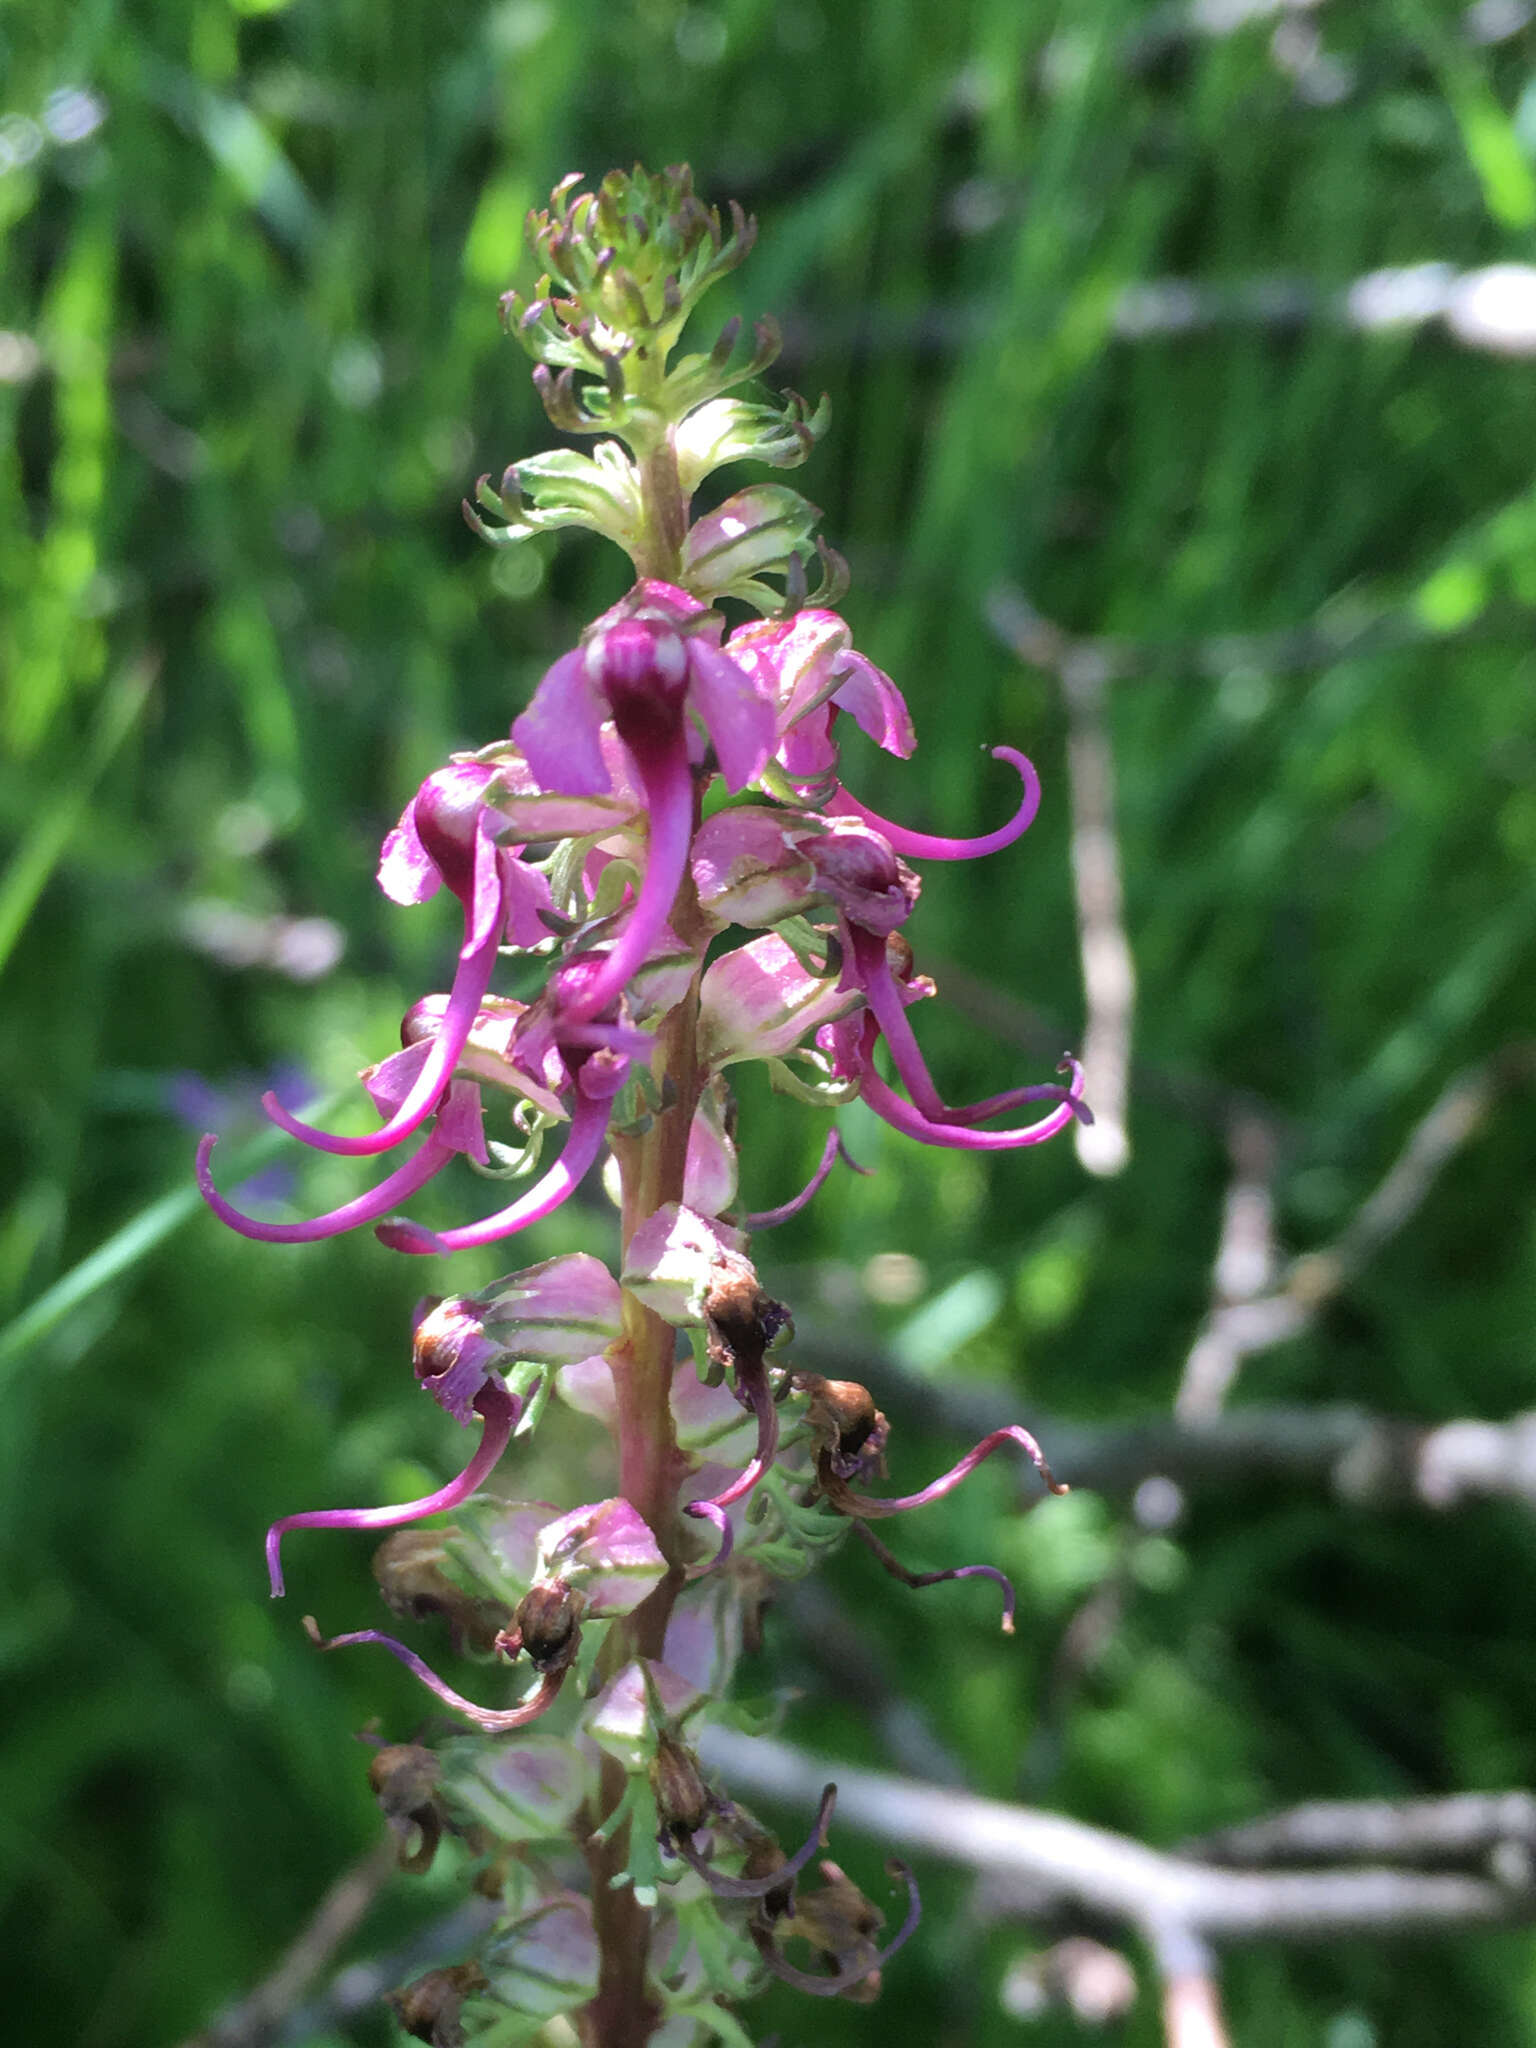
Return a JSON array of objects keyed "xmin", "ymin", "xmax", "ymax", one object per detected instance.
[{"xmin": 196, "ymin": 165, "xmax": 1085, "ymax": 2040}]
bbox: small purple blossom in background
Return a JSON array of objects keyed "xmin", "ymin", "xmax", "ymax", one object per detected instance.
[{"xmin": 200, "ymin": 165, "xmax": 1084, "ymax": 2047}]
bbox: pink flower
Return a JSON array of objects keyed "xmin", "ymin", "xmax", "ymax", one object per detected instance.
[
  {"xmin": 259, "ymin": 766, "xmax": 553, "ymax": 1159},
  {"xmin": 513, "ymin": 582, "xmax": 775, "ymax": 1029},
  {"xmin": 726, "ymin": 610, "xmax": 914, "ymax": 800}
]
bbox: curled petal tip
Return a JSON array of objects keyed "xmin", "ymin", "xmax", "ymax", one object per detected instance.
[
  {"xmin": 682, "ymin": 1498, "xmax": 735, "ymax": 1577},
  {"xmin": 198, "ymin": 1123, "xmax": 459, "ymax": 1244},
  {"xmin": 851, "ymin": 1522, "xmax": 1019, "ymax": 1629},
  {"xmin": 741, "ymin": 1126, "xmax": 867, "ymax": 1231},
  {"xmin": 754, "ymin": 1858, "xmax": 922, "ymax": 1998},
  {"xmin": 264, "ymin": 1384, "xmax": 514, "ymax": 1593},
  {"xmin": 266, "ymin": 1527, "xmax": 287, "ymax": 1600},
  {"xmin": 831, "ymin": 744, "xmax": 1040, "ymax": 862},
  {"xmin": 1056, "ymin": 1055, "xmax": 1094, "ymax": 1125},
  {"xmin": 673, "ymin": 1783, "xmax": 838, "ymax": 1899},
  {"xmin": 826, "ymin": 1423, "xmax": 1065, "ymax": 1518},
  {"xmin": 300, "ymin": 1618, "xmax": 565, "ymax": 1731}
]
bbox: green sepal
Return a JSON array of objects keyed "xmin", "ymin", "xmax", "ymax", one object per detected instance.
[
  {"xmin": 469, "ymin": 443, "xmax": 644, "ymax": 560},
  {"xmin": 674, "ymin": 386, "xmax": 829, "ymax": 492},
  {"xmin": 680, "ymin": 485, "xmax": 823, "ymax": 608}
]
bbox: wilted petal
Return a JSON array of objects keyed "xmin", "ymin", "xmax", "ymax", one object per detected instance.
[
  {"xmin": 672, "ymin": 1784, "xmax": 838, "ymax": 1900},
  {"xmin": 820, "ymin": 1423, "xmax": 1067, "ymax": 1520},
  {"xmin": 304, "ymin": 1617, "xmax": 569, "ymax": 1733},
  {"xmin": 851, "ymin": 1520, "xmax": 1019, "ymax": 1632},
  {"xmin": 755, "ymin": 1860, "xmax": 922, "ymax": 2000},
  {"xmin": 413, "ymin": 1295, "xmax": 513, "ymax": 1422}
]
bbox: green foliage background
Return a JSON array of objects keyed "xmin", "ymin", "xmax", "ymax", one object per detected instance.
[{"xmin": 3, "ymin": 1, "xmax": 1535, "ymax": 2043}]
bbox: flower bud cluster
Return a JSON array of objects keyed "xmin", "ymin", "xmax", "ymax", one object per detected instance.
[{"xmin": 202, "ymin": 169, "xmax": 1082, "ymax": 2045}]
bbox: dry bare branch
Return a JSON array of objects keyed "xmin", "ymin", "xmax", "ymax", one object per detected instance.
[{"xmin": 698, "ymin": 1729, "xmax": 1536, "ymax": 1945}]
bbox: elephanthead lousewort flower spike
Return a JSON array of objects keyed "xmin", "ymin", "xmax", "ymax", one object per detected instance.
[{"xmin": 197, "ymin": 166, "xmax": 1090, "ymax": 2044}]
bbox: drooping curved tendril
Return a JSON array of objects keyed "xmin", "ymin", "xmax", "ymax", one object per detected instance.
[
  {"xmin": 858, "ymin": 1042, "xmax": 1088, "ymax": 1152},
  {"xmin": 751, "ymin": 1861, "xmax": 922, "ymax": 1999},
  {"xmin": 670, "ymin": 1784, "xmax": 838, "ymax": 1898},
  {"xmin": 850, "ymin": 1519, "xmax": 1018, "ymax": 1634},
  {"xmin": 741, "ymin": 1128, "xmax": 869, "ymax": 1230},
  {"xmin": 829, "ymin": 746, "xmax": 1039, "ymax": 861},
  {"xmin": 266, "ymin": 1380, "xmax": 521, "ymax": 1599},
  {"xmin": 682, "ymin": 1497, "xmax": 734, "ymax": 1577},
  {"xmin": 846, "ymin": 932, "xmax": 1090, "ymax": 1141},
  {"xmin": 195, "ymin": 1081, "xmax": 484, "ymax": 1243},
  {"xmin": 302, "ymin": 1615, "xmax": 569, "ymax": 1733},
  {"xmin": 260, "ymin": 827, "xmax": 507, "ymax": 1159},
  {"xmin": 682, "ymin": 1352, "xmax": 780, "ymax": 1571},
  {"xmin": 376, "ymin": 1062, "xmax": 623, "ymax": 1254},
  {"xmin": 818, "ymin": 1423, "xmax": 1067, "ymax": 1520},
  {"xmin": 939, "ymin": 1070, "xmax": 1094, "ymax": 1128}
]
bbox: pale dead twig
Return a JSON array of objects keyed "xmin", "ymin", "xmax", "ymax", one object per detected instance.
[
  {"xmin": 1161, "ymin": 1968, "xmax": 1234, "ymax": 2048},
  {"xmin": 1170, "ymin": 1054, "xmax": 1512, "ymax": 1424},
  {"xmin": 698, "ymin": 1726, "xmax": 1536, "ymax": 1943},
  {"xmin": 987, "ymin": 588, "xmax": 1135, "ymax": 1177},
  {"xmin": 1175, "ymin": 1112, "xmax": 1281, "ymax": 1420},
  {"xmin": 1184, "ymin": 1792, "xmax": 1536, "ymax": 1872}
]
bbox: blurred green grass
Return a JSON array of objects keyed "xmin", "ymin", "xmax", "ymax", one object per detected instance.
[{"xmin": 3, "ymin": 1, "xmax": 1536, "ymax": 2044}]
